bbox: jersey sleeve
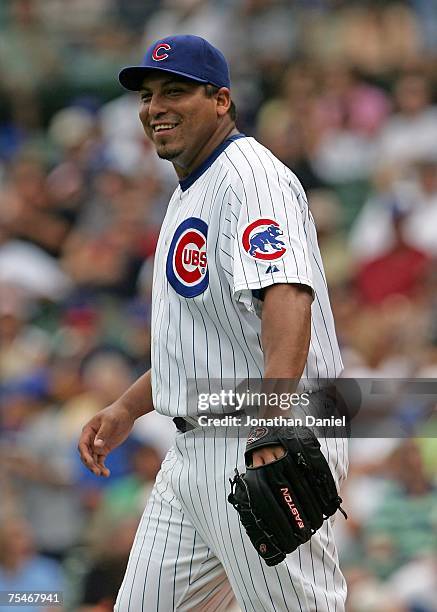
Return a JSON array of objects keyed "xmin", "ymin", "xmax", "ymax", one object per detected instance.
[{"xmin": 221, "ymin": 150, "xmax": 314, "ymax": 313}]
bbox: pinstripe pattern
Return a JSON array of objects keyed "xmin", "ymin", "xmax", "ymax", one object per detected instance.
[
  {"xmin": 115, "ymin": 428, "xmax": 347, "ymax": 611},
  {"xmin": 151, "ymin": 136, "xmax": 343, "ymax": 418},
  {"xmin": 116, "ymin": 135, "xmax": 347, "ymax": 610}
]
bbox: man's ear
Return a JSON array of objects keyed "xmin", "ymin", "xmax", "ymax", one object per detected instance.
[{"xmin": 216, "ymin": 87, "xmax": 231, "ymax": 117}]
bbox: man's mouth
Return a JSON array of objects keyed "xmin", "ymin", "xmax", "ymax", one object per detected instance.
[{"xmin": 153, "ymin": 123, "xmax": 179, "ymax": 134}]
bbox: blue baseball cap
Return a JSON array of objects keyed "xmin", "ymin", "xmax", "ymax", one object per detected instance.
[{"xmin": 118, "ymin": 35, "xmax": 230, "ymax": 91}]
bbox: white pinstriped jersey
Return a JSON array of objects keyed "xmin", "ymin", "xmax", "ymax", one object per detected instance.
[
  {"xmin": 117, "ymin": 134, "xmax": 348, "ymax": 612},
  {"xmin": 151, "ymin": 134, "xmax": 343, "ymax": 417}
]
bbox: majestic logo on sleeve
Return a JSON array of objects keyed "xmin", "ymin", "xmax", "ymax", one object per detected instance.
[
  {"xmin": 152, "ymin": 42, "xmax": 171, "ymax": 61},
  {"xmin": 166, "ymin": 217, "xmax": 208, "ymax": 297},
  {"xmin": 241, "ymin": 218, "xmax": 287, "ymax": 261}
]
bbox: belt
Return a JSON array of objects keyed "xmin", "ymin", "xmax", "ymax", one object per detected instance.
[
  {"xmin": 173, "ymin": 417, "xmax": 196, "ymax": 433},
  {"xmin": 173, "ymin": 412, "xmax": 247, "ymax": 433}
]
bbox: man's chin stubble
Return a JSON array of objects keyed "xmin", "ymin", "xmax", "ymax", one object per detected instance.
[{"xmin": 156, "ymin": 145, "xmax": 182, "ymax": 161}]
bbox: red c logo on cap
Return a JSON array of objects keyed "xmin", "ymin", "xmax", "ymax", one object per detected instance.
[{"xmin": 152, "ymin": 43, "xmax": 171, "ymax": 62}]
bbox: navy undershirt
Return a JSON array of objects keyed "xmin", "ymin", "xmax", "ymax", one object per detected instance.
[{"xmin": 178, "ymin": 133, "xmax": 246, "ymax": 192}]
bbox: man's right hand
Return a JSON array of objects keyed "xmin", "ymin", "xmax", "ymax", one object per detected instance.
[{"xmin": 78, "ymin": 403, "xmax": 136, "ymax": 477}]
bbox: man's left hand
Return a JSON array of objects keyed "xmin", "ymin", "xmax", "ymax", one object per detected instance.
[{"xmin": 250, "ymin": 444, "xmax": 285, "ymax": 466}]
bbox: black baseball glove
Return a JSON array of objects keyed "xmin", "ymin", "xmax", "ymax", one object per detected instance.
[{"xmin": 228, "ymin": 425, "xmax": 347, "ymax": 566}]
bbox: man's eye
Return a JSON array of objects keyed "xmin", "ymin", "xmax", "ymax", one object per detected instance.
[
  {"xmin": 167, "ymin": 89, "xmax": 182, "ymax": 96},
  {"xmin": 141, "ymin": 94, "xmax": 152, "ymax": 102}
]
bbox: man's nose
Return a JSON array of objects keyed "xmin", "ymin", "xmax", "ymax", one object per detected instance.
[{"xmin": 148, "ymin": 93, "xmax": 167, "ymax": 117}]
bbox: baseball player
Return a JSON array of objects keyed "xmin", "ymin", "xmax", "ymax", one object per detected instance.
[{"xmin": 78, "ymin": 35, "xmax": 348, "ymax": 611}]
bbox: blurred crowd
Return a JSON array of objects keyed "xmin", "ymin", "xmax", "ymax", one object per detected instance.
[{"xmin": 0, "ymin": 1, "xmax": 436, "ymax": 611}]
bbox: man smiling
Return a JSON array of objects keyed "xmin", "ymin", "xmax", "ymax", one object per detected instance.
[
  {"xmin": 78, "ymin": 35, "xmax": 348, "ymax": 611},
  {"xmin": 137, "ymin": 73, "xmax": 237, "ymax": 171}
]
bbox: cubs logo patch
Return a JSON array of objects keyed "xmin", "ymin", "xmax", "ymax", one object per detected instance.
[
  {"xmin": 152, "ymin": 42, "xmax": 171, "ymax": 61},
  {"xmin": 166, "ymin": 217, "xmax": 208, "ymax": 297},
  {"xmin": 241, "ymin": 218, "xmax": 287, "ymax": 261}
]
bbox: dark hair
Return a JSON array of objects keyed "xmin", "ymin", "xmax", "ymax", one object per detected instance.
[{"xmin": 205, "ymin": 84, "xmax": 237, "ymax": 122}]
